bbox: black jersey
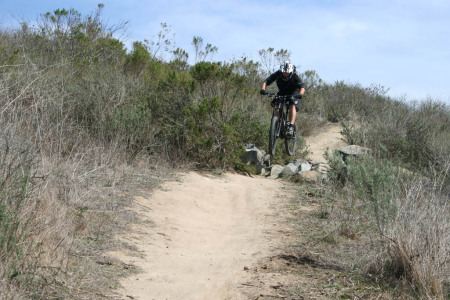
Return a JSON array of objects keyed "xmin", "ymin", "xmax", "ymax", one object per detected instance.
[{"xmin": 264, "ymin": 71, "xmax": 305, "ymax": 95}]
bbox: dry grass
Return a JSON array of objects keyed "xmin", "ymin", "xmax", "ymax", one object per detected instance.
[
  {"xmin": 277, "ymin": 169, "xmax": 449, "ymax": 299},
  {"xmin": 276, "ymin": 182, "xmax": 395, "ymax": 299},
  {"xmin": 0, "ymin": 101, "xmax": 172, "ymax": 298},
  {"xmin": 382, "ymin": 176, "xmax": 449, "ymax": 299},
  {"xmin": 324, "ymin": 156, "xmax": 450, "ymax": 299}
]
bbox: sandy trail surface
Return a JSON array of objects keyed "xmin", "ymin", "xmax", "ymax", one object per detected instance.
[
  {"xmin": 305, "ymin": 123, "xmax": 347, "ymax": 163},
  {"xmin": 110, "ymin": 123, "xmax": 346, "ymax": 300},
  {"xmin": 110, "ymin": 172, "xmax": 291, "ymax": 300}
]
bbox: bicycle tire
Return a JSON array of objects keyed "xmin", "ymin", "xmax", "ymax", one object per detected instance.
[
  {"xmin": 269, "ymin": 115, "xmax": 280, "ymax": 156},
  {"xmin": 284, "ymin": 124, "xmax": 297, "ymax": 156}
]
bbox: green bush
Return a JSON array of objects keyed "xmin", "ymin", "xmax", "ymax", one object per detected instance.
[
  {"xmin": 345, "ymin": 156, "xmax": 402, "ymax": 229},
  {"xmin": 341, "ymin": 99, "xmax": 450, "ymax": 175},
  {"xmin": 183, "ymin": 97, "xmax": 267, "ymax": 169},
  {"xmin": 327, "ymin": 152, "xmax": 449, "ymax": 298}
]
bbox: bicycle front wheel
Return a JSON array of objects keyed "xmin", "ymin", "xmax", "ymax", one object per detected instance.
[
  {"xmin": 269, "ymin": 115, "xmax": 280, "ymax": 156},
  {"xmin": 284, "ymin": 124, "xmax": 297, "ymax": 156}
]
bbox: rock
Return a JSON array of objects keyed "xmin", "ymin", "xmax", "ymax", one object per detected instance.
[
  {"xmin": 241, "ymin": 148, "xmax": 264, "ymax": 164},
  {"xmin": 299, "ymin": 163, "xmax": 312, "ymax": 172},
  {"xmin": 241, "ymin": 145, "xmax": 266, "ymax": 174},
  {"xmin": 260, "ymin": 168, "xmax": 266, "ymax": 176},
  {"xmin": 338, "ymin": 145, "xmax": 372, "ymax": 163},
  {"xmin": 292, "ymin": 158, "xmax": 309, "ymax": 168},
  {"xmin": 269, "ymin": 165, "xmax": 284, "ymax": 178},
  {"xmin": 282, "ymin": 163, "xmax": 298, "ymax": 176},
  {"xmin": 255, "ymin": 162, "xmax": 264, "ymax": 175},
  {"xmin": 297, "ymin": 170, "xmax": 321, "ymax": 183},
  {"xmin": 292, "ymin": 158, "xmax": 312, "ymax": 172}
]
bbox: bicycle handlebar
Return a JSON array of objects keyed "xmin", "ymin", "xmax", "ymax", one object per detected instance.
[
  {"xmin": 263, "ymin": 93, "xmax": 299, "ymax": 100},
  {"xmin": 264, "ymin": 93, "xmax": 276, "ymax": 97}
]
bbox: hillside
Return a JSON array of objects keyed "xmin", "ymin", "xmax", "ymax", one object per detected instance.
[{"xmin": 0, "ymin": 6, "xmax": 448, "ymax": 299}]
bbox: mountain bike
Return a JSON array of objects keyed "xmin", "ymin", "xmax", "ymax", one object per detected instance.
[{"xmin": 264, "ymin": 93, "xmax": 298, "ymax": 156}]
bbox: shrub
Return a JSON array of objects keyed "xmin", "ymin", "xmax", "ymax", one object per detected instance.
[
  {"xmin": 327, "ymin": 153, "xmax": 449, "ymax": 298},
  {"xmin": 341, "ymin": 99, "xmax": 450, "ymax": 176},
  {"xmin": 183, "ymin": 97, "xmax": 268, "ymax": 169}
]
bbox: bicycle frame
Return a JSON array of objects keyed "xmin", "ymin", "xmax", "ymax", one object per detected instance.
[
  {"xmin": 265, "ymin": 93, "xmax": 297, "ymax": 156},
  {"xmin": 268, "ymin": 94, "xmax": 290, "ymax": 135}
]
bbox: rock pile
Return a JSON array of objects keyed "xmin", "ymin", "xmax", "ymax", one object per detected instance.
[
  {"xmin": 241, "ymin": 144, "xmax": 371, "ymax": 183},
  {"xmin": 241, "ymin": 144, "xmax": 329, "ymax": 183}
]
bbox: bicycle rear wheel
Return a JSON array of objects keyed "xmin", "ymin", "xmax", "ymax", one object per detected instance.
[
  {"xmin": 284, "ymin": 124, "xmax": 297, "ymax": 156},
  {"xmin": 269, "ymin": 115, "xmax": 280, "ymax": 156}
]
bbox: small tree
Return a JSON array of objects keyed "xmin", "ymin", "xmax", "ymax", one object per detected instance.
[
  {"xmin": 191, "ymin": 36, "xmax": 218, "ymax": 63},
  {"xmin": 258, "ymin": 47, "xmax": 291, "ymax": 75}
]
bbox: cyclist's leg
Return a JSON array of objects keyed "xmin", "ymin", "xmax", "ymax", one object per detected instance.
[
  {"xmin": 289, "ymin": 104, "xmax": 296, "ymax": 124},
  {"xmin": 288, "ymin": 99, "xmax": 299, "ymax": 136},
  {"xmin": 288, "ymin": 96, "xmax": 299, "ymax": 124}
]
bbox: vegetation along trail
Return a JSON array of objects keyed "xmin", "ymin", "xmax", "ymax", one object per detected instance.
[{"xmin": 109, "ymin": 125, "xmax": 346, "ymax": 299}]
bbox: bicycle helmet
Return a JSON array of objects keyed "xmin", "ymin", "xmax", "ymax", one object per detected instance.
[{"xmin": 280, "ymin": 60, "xmax": 294, "ymax": 81}]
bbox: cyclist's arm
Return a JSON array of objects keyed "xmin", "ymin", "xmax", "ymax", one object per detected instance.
[
  {"xmin": 263, "ymin": 71, "xmax": 279, "ymax": 89},
  {"xmin": 293, "ymin": 74, "xmax": 306, "ymax": 96}
]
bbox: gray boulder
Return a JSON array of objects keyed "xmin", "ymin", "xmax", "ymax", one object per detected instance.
[
  {"xmin": 292, "ymin": 158, "xmax": 312, "ymax": 172},
  {"xmin": 338, "ymin": 145, "xmax": 372, "ymax": 163},
  {"xmin": 282, "ymin": 163, "xmax": 298, "ymax": 176},
  {"xmin": 242, "ymin": 145, "xmax": 266, "ymax": 174},
  {"xmin": 292, "ymin": 158, "xmax": 309, "ymax": 168},
  {"xmin": 269, "ymin": 164, "xmax": 284, "ymax": 178},
  {"xmin": 299, "ymin": 163, "xmax": 312, "ymax": 172},
  {"xmin": 241, "ymin": 144, "xmax": 265, "ymax": 163}
]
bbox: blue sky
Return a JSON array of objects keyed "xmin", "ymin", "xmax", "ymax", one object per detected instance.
[{"xmin": 1, "ymin": 0, "xmax": 450, "ymax": 104}]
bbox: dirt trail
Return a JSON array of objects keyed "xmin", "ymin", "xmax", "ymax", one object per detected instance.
[
  {"xmin": 110, "ymin": 124, "xmax": 346, "ymax": 300},
  {"xmin": 304, "ymin": 123, "xmax": 347, "ymax": 163}
]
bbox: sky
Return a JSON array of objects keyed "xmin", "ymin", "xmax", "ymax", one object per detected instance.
[{"xmin": 1, "ymin": 0, "xmax": 450, "ymax": 104}]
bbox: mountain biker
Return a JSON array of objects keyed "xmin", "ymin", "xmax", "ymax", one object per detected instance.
[{"xmin": 260, "ymin": 60, "xmax": 305, "ymax": 136}]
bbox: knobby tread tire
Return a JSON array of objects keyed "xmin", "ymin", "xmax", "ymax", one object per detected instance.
[
  {"xmin": 284, "ymin": 124, "xmax": 297, "ymax": 156},
  {"xmin": 269, "ymin": 115, "xmax": 280, "ymax": 156}
]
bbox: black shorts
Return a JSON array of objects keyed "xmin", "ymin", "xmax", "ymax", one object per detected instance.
[{"xmin": 271, "ymin": 96, "xmax": 299, "ymax": 112}]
